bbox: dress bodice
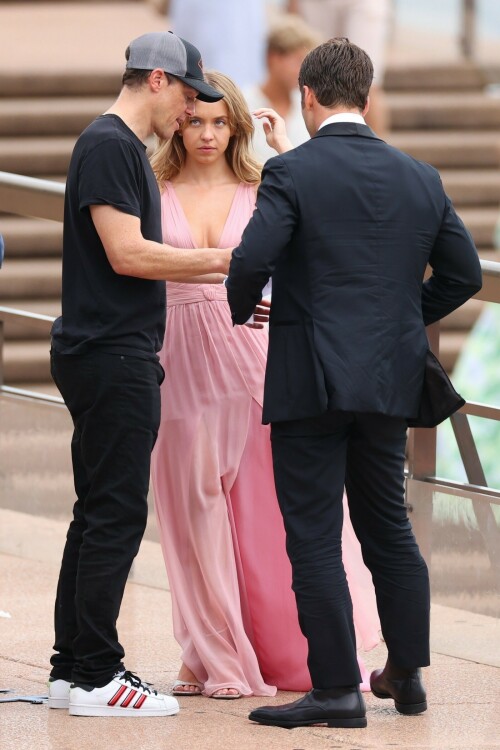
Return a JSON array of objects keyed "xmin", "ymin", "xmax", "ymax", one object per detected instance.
[{"xmin": 160, "ymin": 181, "xmax": 256, "ymax": 307}]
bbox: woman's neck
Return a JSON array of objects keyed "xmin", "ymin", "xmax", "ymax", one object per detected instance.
[{"xmin": 173, "ymin": 156, "xmax": 238, "ymax": 187}]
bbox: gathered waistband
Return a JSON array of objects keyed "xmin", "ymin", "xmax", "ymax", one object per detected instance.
[{"xmin": 166, "ymin": 282, "xmax": 228, "ymax": 307}]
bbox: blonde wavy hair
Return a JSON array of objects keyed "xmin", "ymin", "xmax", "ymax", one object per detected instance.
[{"xmin": 150, "ymin": 70, "xmax": 262, "ymax": 187}]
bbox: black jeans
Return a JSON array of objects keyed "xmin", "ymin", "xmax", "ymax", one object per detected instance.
[
  {"xmin": 49, "ymin": 350, "xmax": 163, "ymax": 686},
  {"xmin": 271, "ymin": 410, "xmax": 430, "ymax": 689}
]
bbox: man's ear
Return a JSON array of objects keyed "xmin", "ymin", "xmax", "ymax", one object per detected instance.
[
  {"xmin": 302, "ymin": 85, "xmax": 315, "ymax": 111},
  {"xmin": 362, "ymin": 95, "xmax": 370, "ymax": 118},
  {"xmin": 149, "ymin": 68, "xmax": 165, "ymax": 92}
]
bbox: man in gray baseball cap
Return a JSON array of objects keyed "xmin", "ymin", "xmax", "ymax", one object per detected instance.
[
  {"xmin": 127, "ymin": 31, "xmax": 222, "ymax": 102},
  {"xmin": 48, "ymin": 31, "xmax": 228, "ymax": 718}
]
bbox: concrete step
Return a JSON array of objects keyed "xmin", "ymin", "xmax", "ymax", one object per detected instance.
[
  {"xmin": 3, "ymin": 340, "xmax": 51, "ymax": 383},
  {"xmin": 3, "ymin": 92, "xmax": 500, "ymax": 139},
  {"xmin": 440, "ymin": 170, "xmax": 500, "ymax": 206},
  {"xmin": 0, "ymin": 71, "xmax": 121, "ymax": 98},
  {"xmin": 0, "ymin": 217, "xmax": 62, "ymax": 257},
  {"xmin": 389, "ymin": 130, "xmax": 500, "ymax": 169},
  {"xmin": 384, "ymin": 63, "xmax": 488, "ymax": 92},
  {"xmin": 0, "ymin": 258, "xmax": 61, "ymax": 299},
  {"xmin": 441, "ymin": 298, "xmax": 484, "ymax": 331},
  {"xmin": 457, "ymin": 208, "xmax": 499, "ymax": 248},
  {"xmin": 0, "ymin": 62, "xmax": 493, "ymax": 99},
  {"xmin": 388, "ymin": 92, "xmax": 500, "ymax": 130},
  {"xmin": 0, "ymin": 97, "xmax": 112, "ymax": 136},
  {"xmin": 0, "ymin": 428, "xmax": 69, "ymax": 478},
  {"xmin": 0, "ymin": 136, "xmax": 74, "ymax": 175},
  {"xmin": 0, "ymin": 135, "xmax": 155, "ymax": 176}
]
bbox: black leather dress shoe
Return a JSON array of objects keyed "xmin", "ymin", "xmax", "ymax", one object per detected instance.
[
  {"xmin": 370, "ymin": 666, "xmax": 427, "ymax": 715},
  {"xmin": 248, "ymin": 686, "xmax": 367, "ymax": 729}
]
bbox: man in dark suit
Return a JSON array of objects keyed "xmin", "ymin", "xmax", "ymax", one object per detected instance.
[{"xmin": 226, "ymin": 38, "xmax": 482, "ymax": 729}]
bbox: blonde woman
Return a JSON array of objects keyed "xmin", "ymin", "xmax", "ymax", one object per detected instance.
[{"xmin": 150, "ymin": 71, "xmax": 379, "ymax": 699}]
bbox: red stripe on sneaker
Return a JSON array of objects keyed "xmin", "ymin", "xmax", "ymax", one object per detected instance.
[
  {"xmin": 108, "ymin": 684, "xmax": 128, "ymax": 706},
  {"xmin": 133, "ymin": 694, "xmax": 147, "ymax": 709},
  {"xmin": 121, "ymin": 689, "xmax": 137, "ymax": 707}
]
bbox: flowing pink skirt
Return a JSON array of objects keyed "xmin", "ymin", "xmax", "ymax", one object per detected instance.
[{"xmin": 151, "ymin": 283, "xmax": 380, "ymax": 696}]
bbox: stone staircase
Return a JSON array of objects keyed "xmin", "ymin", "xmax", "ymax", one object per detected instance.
[{"xmin": 0, "ymin": 62, "xmax": 499, "ymax": 388}]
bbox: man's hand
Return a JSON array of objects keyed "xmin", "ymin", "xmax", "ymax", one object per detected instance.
[{"xmin": 245, "ymin": 297, "xmax": 271, "ymax": 329}]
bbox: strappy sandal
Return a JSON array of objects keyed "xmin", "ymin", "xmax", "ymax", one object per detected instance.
[
  {"xmin": 209, "ymin": 688, "xmax": 242, "ymax": 700},
  {"xmin": 172, "ymin": 679, "xmax": 203, "ymax": 696}
]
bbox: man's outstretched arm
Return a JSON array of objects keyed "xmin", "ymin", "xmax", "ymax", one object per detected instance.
[{"xmin": 90, "ymin": 205, "xmax": 231, "ymax": 281}]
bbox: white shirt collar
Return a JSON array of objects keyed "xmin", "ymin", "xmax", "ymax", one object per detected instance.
[{"xmin": 318, "ymin": 113, "xmax": 366, "ymax": 130}]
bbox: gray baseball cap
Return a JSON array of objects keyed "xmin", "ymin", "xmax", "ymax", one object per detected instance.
[{"xmin": 126, "ymin": 31, "xmax": 223, "ymax": 103}]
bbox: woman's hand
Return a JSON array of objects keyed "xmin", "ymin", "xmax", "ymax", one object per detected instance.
[{"xmin": 253, "ymin": 108, "xmax": 294, "ymax": 155}]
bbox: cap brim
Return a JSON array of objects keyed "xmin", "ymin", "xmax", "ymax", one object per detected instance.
[{"xmin": 176, "ymin": 75, "xmax": 223, "ymax": 103}]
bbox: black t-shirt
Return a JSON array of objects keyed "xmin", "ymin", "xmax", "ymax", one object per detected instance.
[{"xmin": 51, "ymin": 115, "xmax": 165, "ymax": 359}]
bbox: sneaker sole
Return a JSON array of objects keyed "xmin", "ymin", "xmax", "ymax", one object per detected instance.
[
  {"xmin": 48, "ymin": 696, "xmax": 70, "ymax": 709},
  {"xmin": 68, "ymin": 703, "xmax": 180, "ymax": 717}
]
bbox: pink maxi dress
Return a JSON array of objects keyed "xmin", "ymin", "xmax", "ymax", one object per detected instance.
[{"xmin": 150, "ymin": 181, "xmax": 380, "ymax": 697}]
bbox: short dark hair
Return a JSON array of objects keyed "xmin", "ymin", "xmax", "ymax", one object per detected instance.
[
  {"xmin": 122, "ymin": 68, "xmax": 152, "ymax": 88},
  {"xmin": 122, "ymin": 46, "xmax": 176, "ymax": 88},
  {"xmin": 298, "ymin": 37, "xmax": 373, "ymax": 110}
]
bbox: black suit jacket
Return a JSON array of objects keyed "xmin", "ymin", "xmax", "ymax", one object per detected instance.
[{"xmin": 226, "ymin": 122, "xmax": 482, "ymax": 424}]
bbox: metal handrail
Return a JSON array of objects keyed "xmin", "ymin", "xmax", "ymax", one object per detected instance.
[
  {"xmin": 0, "ymin": 171, "xmax": 65, "ymax": 221},
  {"xmin": 0, "ymin": 306, "xmax": 55, "ymax": 331},
  {"xmin": 0, "ymin": 306, "xmax": 58, "ymax": 397},
  {"xmin": 1, "ymin": 383, "xmax": 64, "ymax": 406}
]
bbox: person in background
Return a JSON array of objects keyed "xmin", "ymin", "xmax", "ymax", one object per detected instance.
[
  {"xmin": 288, "ymin": 0, "xmax": 391, "ymax": 134},
  {"xmin": 47, "ymin": 31, "xmax": 228, "ymax": 718},
  {"xmin": 244, "ymin": 14, "xmax": 319, "ymax": 162},
  {"xmin": 150, "ymin": 70, "xmax": 380, "ymax": 700},
  {"xmin": 168, "ymin": 0, "xmax": 267, "ymax": 88},
  {"xmin": 0, "ymin": 234, "xmax": 4, "ymax": 267}
]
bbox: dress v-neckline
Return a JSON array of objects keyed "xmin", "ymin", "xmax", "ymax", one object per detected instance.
[{"xmin": 166, "ymin": 180, "xmax": 243, "ymax": 249}]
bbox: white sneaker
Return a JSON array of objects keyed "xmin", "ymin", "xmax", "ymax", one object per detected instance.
[
  {"xmin": 68, "ymin": 671, "xmax": 179, "ymax": 717},
  {"xmin": 48, "ymin": 678, "xmax": 71, "ymax": 709}
]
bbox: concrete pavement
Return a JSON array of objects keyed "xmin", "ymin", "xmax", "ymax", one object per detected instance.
[{"xmin": 1, "ymin": 507, "xmax": 499, "ymax": 750}]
